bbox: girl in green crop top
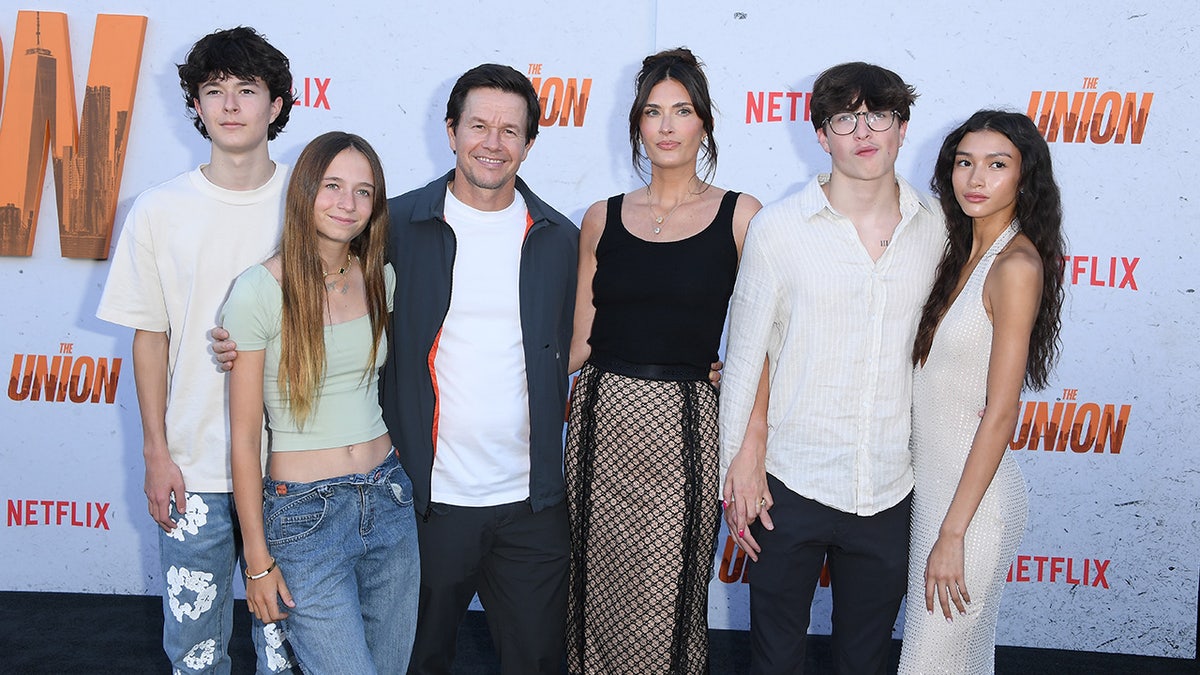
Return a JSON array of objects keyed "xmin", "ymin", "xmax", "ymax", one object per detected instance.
[{"xmin": 223, "ymin": 132, "xmax": 419, "ymax": 673}]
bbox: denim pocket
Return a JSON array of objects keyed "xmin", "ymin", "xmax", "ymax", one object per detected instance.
[
  {"xmin": 264, "ymin": 486, "xmax": 330, "ymax": 545},
  {"xmin": 386, "ymin": 466, "xmax": 414, "ymax": 509}
]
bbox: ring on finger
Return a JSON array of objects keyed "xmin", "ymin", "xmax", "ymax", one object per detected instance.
[{"xmin": 758, "ymin": 497, "xmax": 767, "ymax": 507}]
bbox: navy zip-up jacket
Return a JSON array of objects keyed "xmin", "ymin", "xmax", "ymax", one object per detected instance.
[{"xmin": 380, "ymin": 170, "xmax": 579, "ymax": 518}]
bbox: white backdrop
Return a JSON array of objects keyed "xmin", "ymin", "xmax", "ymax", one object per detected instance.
[{"xmin": 1, "ymin": 0, "xmax": 1195, "ymax": 660}]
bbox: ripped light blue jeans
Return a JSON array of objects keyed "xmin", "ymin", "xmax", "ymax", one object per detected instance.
[{"xmin": 262, "ymin": 450, "xmax": 419, "ymax": 674}]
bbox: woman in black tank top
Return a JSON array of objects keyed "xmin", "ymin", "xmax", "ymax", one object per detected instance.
[{"xmin": 563, "ymin": 48, "xmax": 762, "ymax": 674}]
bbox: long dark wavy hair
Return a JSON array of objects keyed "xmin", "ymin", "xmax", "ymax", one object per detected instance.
[{"xmin": 913, "ymin": 110, "xmax": 1065, "ymax": 391}]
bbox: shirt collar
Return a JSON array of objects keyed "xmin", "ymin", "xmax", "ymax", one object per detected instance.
[{"xmin": 797, "ymin": 172, "xmax": 934, "ymax": 225}]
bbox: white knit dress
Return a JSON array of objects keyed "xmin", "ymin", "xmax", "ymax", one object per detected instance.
[{"xmin": 899, "ymin": 223, "xmax": 1028, "ymax": 674}]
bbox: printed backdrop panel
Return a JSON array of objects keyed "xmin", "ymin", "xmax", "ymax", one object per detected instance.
[
  {"xmin": 0, "ymin": 0, "xmax": 654, "ymax": 596},
  {"xmin": 660, "ymin": 0, "xmax": 1199, "ymax": 659},
  {"xmin": 0, "ymin": 0, "xmax": 1195, "ymax": 660}
]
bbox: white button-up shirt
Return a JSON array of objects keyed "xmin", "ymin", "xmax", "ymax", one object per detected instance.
[{"xmin": 719, "ymin": 173, "xmax": 945, "ymax": 515}]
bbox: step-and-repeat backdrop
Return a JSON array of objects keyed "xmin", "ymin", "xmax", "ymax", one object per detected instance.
[{"xmin": 1, "ymin": 0, "xmax": 1195, "ymax": 660}]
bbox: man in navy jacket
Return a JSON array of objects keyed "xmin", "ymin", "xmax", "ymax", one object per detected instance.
[{"xmin": 382, "ymin": 63, "xmax": 578, "ymax": 675}]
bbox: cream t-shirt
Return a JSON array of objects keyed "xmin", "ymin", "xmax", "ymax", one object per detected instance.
[{"xmin": 96, "ymin": 164, "xmax": 287, "ymax": 492}]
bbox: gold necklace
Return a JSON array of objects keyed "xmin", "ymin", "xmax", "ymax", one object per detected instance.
[
  {"xmin": 645, "ymin": 186, "xmax": 694, "ymax": 235},
  {"xmin": 323, "ymin": 254, "xmax": 354, "ymax": 296},
  {"xmin": 322, "ymin": 253, "xmax": 351, "ymax": 279}
]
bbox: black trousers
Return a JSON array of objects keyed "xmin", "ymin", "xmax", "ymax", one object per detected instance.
[
  {"xmin": 407, "ymin": 499, "xmax": 569, "ymax": 675},
  {"xmin": 748, "ymin": 474, "xmax": 911, "ymax": 675}
]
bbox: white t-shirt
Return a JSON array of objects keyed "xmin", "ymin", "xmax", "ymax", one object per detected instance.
[
  {"xmin": 430, "ymin": 187, "xmax": 532, "ymax": 506},
  {"xmin": 96, "ymin": 164, "xmax": 287, "ymax": 492}
]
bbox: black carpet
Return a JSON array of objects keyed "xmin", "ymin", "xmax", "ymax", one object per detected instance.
[{"xmin": 0, "ymin": 592, "xmax": 1194, "ymax": 673}]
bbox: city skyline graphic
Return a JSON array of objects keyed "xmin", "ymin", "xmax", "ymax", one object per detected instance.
[{"xmin": 0, "ymin": 10, "xmax": 146, "ymax": 259}]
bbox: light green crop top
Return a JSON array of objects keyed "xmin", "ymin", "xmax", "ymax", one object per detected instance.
[{"xmin": 221, "ymin": 263, "xmax": 395, "ymax": 452}]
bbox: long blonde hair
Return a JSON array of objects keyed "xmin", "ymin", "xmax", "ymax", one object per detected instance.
[{"xmin": 278, "ymin": 131, "xmax": 390, "ymax": 425}]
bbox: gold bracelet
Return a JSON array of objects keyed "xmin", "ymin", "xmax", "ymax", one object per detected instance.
[{"xmin": 246, "ymin": 558, "xmax": 276, "ymax": 581}]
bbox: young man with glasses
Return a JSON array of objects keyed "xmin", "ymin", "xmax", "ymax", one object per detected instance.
[{"xmin": 719, "ymin": 62, "xmax": 945, "ymax": 674}]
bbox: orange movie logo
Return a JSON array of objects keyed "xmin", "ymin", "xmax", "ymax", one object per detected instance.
[
  {"xmin": 745, "ymin": 91, "xmax": 811, "ymax": 124},
  {"xmin": 8, "ymin": 342, "xmax": 121, "ymax": 404},
  {"xmin": 0, "ymin": 10, "xmax": 146, "ymax": 259},
  {"xmin": 718, "ymin": 535, "xmax": 752, "ymax": 584},
  {"xmin": 1028, "ymin": 77, "xmax": 1152, "ymax": 144},
  {"xmin": 1007, "ymin": 554, "xmax": 1110, "ymax": 588},
  {"xmin": 7, "ymin": 499, "xmax": 111, "ymax": 529},
  {"xmin": 1009, "ymin": 389, "xmax": 1130, "ymax": 454},
  {"xmin": 528, "ymin": 64, "xmax": 590, "ymax": 127},
  {"xmin": 717, "ymin": 535, "xmax": 832, "ymax": 586}
]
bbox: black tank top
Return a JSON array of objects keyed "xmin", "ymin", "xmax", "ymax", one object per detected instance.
[{"xmin": 588, "ymin": 190, "xmax": 740, "ymax": 369}]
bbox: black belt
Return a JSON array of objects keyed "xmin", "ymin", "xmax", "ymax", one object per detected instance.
[{"xmin": 588, "ymin": 352, "xmax": 708, "ymax": 382}]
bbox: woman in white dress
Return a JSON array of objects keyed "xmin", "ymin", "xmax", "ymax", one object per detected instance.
[{"xmin": 899, "ymin": 110, "xmax": 1064, "ymax": 674}]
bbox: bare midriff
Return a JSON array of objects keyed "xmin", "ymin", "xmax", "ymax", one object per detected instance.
[{"xmin": 267, "ymin": 432, "xmax": 393, "ymax": 482}]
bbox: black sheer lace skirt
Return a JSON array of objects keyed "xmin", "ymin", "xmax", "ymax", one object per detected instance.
[{"xmin": 565, "ymin": 361, "xmax": 721, "ymax": 675}]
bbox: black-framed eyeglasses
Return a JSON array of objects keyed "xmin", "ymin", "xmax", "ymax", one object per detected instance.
[{"xmin": 821, "ymin": 110, "xmax": 900, "ymax": 136}]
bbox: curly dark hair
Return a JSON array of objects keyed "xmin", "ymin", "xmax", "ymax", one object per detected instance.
[
  {"xmin": 177, "ymin": 26, "xmax": 293, "ymax": 141},
  {"xmin": 913, "ymin": 110, "xmax": 1065, "ymax": 391},
  {"xmin": 628, "ymin": 47, "xmax": 717, "ymax": 183}
]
